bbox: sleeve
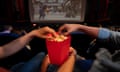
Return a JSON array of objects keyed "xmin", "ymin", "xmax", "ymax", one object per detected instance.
[
  {"xmin": 97, "ymin": 28, "xmax": 120, "ymax": 51},
  {"xmin": 98, "ymin": 28, "xmax": 111, "ymax": 39}
]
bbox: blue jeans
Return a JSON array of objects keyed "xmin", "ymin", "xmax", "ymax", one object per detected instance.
[
  {"xmin": 74, "ymin": 59, "xmax": 93, "ymax": 72},
  {"xmin": 46, "ymin": 59, "xmax": 93, "ymax": 72},
  {"xmin": 10, "ymin": 52, "xmax": 45, "ymax": 72},
  {"xmin": 10, "ymin": 52, "xmax": 93, "ymax": 72}
]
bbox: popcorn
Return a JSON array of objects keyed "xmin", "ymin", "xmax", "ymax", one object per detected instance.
[{"xmin": 51, "ymin": 35, "xmax": 68, "ymax": 42}]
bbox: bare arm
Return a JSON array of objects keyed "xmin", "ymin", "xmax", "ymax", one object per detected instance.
[
  {"xmin": 57, "ymin": 53, "xmax": 75, "ymax": 72},
  {"xmin": 0, "ymin": 33, "xmax": 33, "ymax": 58},
  {"xmin": 41, "ymin": 47, "xmax": 76, "ymax": 72},
  {"xmin": 78, "ymin": 25, "xmax": 100, "ymax": 38},
  {"xmin": 0, "ymin": 27, "xmax": 57, "ymax": 59},
  {"xmin": 41, "ymin": 54, "xmax": 75, "ymax": 72},
  {"xmin": 59, "ymin": 24, "xmax": 100, "ymax": 38},
  {"xmin": 57, "ymin": 47, "xmax": 76, "ymax": 72}
]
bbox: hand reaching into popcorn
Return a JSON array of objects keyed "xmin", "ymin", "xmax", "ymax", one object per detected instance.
[{"xmin": 47, "ymin": 34, "xmax": 68, "ymax": 42}]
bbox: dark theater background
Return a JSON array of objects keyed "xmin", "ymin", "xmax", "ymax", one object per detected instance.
[
  {"xmin": 0, "ymin": 0, "xmax": 114, "ymax": 26},
  {"xmin": 0, "ymin": 0, "xmax": 119, "ymax": 26},
  {"xmin": 0, "ymin": 0, "xmax": 120, "ymax": 69}
]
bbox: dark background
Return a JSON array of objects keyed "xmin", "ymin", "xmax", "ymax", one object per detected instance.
[{"xmin": 0, "ymin": 0, "xmax": 119, "ymax": 27}]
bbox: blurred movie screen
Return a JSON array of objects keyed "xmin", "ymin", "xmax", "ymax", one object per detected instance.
[{"xmin": 29, "ymin": 0, "xmax": 86, "ymax": 23}]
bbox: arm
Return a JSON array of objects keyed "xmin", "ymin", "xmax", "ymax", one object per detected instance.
[
  {"xmin": 77, "ymin": 24, "xmax": 120, "ymax": 51},
  {"xmin": 41, "ymin": 55, "xmax": 75, "ymax": 72},
  {"xmin": 41, "ymin": 47, "xmax": 76, "ymax": 72},
  {"xmin": 57, "ymin": 53, "xmax": 75, "ymax": 72},
  {"xmin": 57, "ymin": 47, "xmax": 76, "ymax": 72},
  {"xmin": 0, "ymin": 27, "xmax": 57, "ymax": 59},
  {"xmin": 59, "ymin": 24, "xmax": 99, "ymax": 38},
  {"xmin": 59, "ymin": 24, "xmax": 120, "ymax": 51},
  {"xmin": 77, "ymin": 25, "xmax": 99, "ymax": 38},
  {"xmin": 0, "ymin": 32, "xmax": 33, "ymax": 58}
]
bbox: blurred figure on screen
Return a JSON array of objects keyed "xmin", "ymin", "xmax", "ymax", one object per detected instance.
[{"xmin": 39, "ymin": 3, "xmax": 46, "ymax": 20}]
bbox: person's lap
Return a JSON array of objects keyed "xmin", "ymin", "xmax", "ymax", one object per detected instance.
[
  {"xmin": 10, "ymin": 52, "xmax": 45, "ymax": 72},
  {"xmin": 10, "ymin": 52, "xmax": 94, "ymax": 72},
  {"xmin": 74, "ymin": 59, "xmax": 93, "ymax": 72}
]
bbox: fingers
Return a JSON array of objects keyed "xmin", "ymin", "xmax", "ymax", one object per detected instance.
[
  {"xmin": 41, "ymin": 27, "xmax": 58, "ymax": 39},
  {"xmin": 58, "ymin": 26, "xmax": 69, "ymax": 36},
  {"xmin": 35, "ymin": 26, "xmax": 70, "ymax": 39},
  {"xmin": 45, "ymin": 27, "xmax": 58, "ymax": 38},
  {"xmin": 49, "ymin": 30, "xmax": 58, "ymax": 38},
  {"xmin": 69, "ymin": 47, "xmax": 77, "ymax": 56},
  {"xmin": 58, "ymin": 25, "xmax": 65, "ymax": 34}
]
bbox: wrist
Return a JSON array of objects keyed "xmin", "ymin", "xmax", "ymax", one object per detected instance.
[
  {"xmin": 27, "ymin": 30, "xmax": 36, "ymax": 39},
  {"xmin": 78, "ymin": 24, "xmax": 85, "ymax": 30}
]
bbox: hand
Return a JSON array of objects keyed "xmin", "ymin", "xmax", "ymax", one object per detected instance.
[
  {"xmin": 40, "ymin": 47, "xmax": 76, "ymax": 72},
  {"xmin": 58, "ymin": 24, "xmax": 81, "ymax": 35},
  {"xmin": 30, "ymin": 26, "xmax": 58, "ymax": 39}
]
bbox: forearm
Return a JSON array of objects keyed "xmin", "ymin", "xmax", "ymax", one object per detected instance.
[
  {"xmin": 0, "ymin": 32, "xmax": 33, "ymax": 58},
  {"xmin": 57, "ymin": 55, "xmax": 75, "ymax": 72},
  {"xmin": 78, "ymin": 25, "xmax": 100, "ymax": 38},
  {"xmin": 0, "ymin": 26, "xmax": 57, "ymax": 59}
]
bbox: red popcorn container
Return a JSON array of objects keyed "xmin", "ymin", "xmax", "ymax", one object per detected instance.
[{"xmin": 46, "ymin": 36, "xmax": 71, "ymax": 66}]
